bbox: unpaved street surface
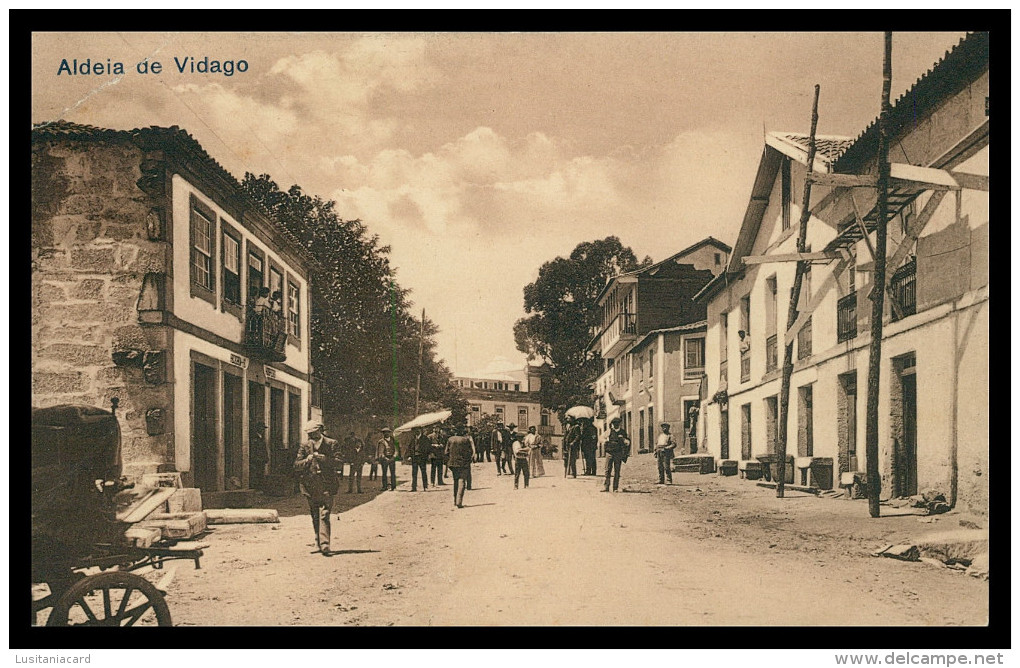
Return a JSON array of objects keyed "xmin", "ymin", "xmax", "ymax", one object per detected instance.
[{"xmin": 166, "ymin": 455, "xmax": 988, "ymax": 626}]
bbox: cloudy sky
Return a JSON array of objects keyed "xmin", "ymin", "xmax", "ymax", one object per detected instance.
[{"xmin": 32, "ymin": 31, "xmax": 969, "ymax": 376}]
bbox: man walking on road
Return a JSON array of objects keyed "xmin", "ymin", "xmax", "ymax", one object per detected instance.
[
  {"xmin": 511, "ymin": 425, "xmax": 530, "ymax": 489},
  {"xmin": 562, "ymin": 416, "xmax": 579, "ymax": 478},
  {"xmin": 376, "ymin": 427, "xmax": 398, "ymax": 491},
  {"xmin": 654, "ymin": 422, "xmax": 676, "ymax": 485},
  {"xmin": 602, "ymin": 417, "xmax": 631, "ymax": 493},
  {"xmin": 578, "ymin": 417, "xmax": 598, "ymax": 476},
  {"xmin": 408, "ymin": 428, "xmax": 430, "ymax": 492},
  {"xmin": 294, "ymin": 420, "xmax": 340, "ymax": 556},
  {"xmin": 446, "ymin": 425, "xmax": 474, "ymax": 508}
]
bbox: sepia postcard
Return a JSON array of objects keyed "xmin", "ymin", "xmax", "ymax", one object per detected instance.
[{"xmin": 27, "ymin": 28, "xmax": 994, "ymax": 645}]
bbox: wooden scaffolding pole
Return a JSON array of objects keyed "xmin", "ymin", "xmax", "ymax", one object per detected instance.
[
  {"xmin": 865, "ymin": 32, "xmax": 893, "ymax": 518},
  {"xmin": 775, "ymin": 84, "xmax": 820, "ymax": 498}
]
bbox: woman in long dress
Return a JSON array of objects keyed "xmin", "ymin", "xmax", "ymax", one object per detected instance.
[{"xmin": 525, "ymin": 426, "xmax": 545, "ymax": 477}]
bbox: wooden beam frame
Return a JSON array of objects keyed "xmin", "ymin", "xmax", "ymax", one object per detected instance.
[
  {"xmin": 881, "ymin": 189, "xmax": 947, "ymax": 286},
  {"xmin": 848, "ymin": 191, "xmax": 877, "ymax": 263},
  {"xmin": 784, "ymin": 250, "xmax": 852, "ymax": 346},
  {"xmin": 949, "ymin": 171, "xmax": 989, "ymax": 192},
  {"xmin": 742, "ymin": 251, "xmax": 841, "ymax": 265},
  {"xmin": 807, "ymin": 173, "xmax": 878, "ymax": 188}
]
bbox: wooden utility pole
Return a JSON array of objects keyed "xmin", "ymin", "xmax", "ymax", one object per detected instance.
[
  {"xmin": 776, "ymin": 84, "xmax": 821, "ymax": 498},
  {"xmin": 865, "ymin": 33, "xmax": 893, "ymax": 518},
  {"xmin": 414, "ymin": 308, "xmax": 425, "ymax": 417}
]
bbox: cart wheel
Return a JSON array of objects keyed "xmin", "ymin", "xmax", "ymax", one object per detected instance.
[{"xmin": 45, "ymin": 572, "xmax": 172, "ymax": 627}]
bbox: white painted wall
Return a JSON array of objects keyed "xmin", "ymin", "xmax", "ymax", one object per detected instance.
[{"xmin": 171, "ymin": 174, "xmax": 311, "ymax": 375}]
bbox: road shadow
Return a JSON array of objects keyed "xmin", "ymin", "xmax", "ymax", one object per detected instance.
[
  {"xmin": 461, "ymin": 502, "xmax": 496, "ymax": 508},
  {"xmin": 621, "ymin": 489, "xmax": 652, "ymax": 494},
  {"xmin": 328, "ymin": 549, "xmax": 381, "ymax": 555}
]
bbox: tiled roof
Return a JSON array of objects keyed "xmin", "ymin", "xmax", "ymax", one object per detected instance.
[
  {"xmin": 32, "ymin": 120, "xmax": 318, "ymax": 270},
  {"xmin": 835, "ymin": 31, "xmax": 989, "ymax": 170},
  {"xmin": 776, "ymin": 133, "xmax": 855, "ymax": 164}
]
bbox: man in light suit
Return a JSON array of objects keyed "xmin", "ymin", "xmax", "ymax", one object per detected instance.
[{"xmin": 293, "ymin": 420, "xmax": 340, "ymax": 556}]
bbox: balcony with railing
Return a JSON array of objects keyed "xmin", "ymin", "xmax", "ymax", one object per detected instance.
[
  {"xmin": 890, "ymin": 259, "xmax": 916, "ymax": 321},
  {"xmin": 244, "ymin": 308, "xmax": 288, "ymax": 362},
  {"xmin": 596, "ymin": 311, "xmax": 637, "ymax": 359},
  {"xmin": 765, "ymin": 334, "xmax": 778, "ymax": 373},
  {"xmin": 837, "ymin": 292, "xmax": 858, "ymax": 342}
]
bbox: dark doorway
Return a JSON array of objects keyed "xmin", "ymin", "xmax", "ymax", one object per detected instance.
[
  {"xmin": 899, "ymin": 366, "xmax": 918, "ymax": 497},
  {"xmin": 269, "ymin": 386, "xmax": 286, "ymax": 473},
  {"xmin": 288, "ymin": 391, "xmax": 303, "ymax": 452},
  {"xmin": 683, "ymin": 400, "xmax": 699, "ymax": 453},
  {"xmin": 740, "ymin": 403, "xmax": 752, "ymax": 460},
  {"xmin": 890, "ymin": 355, "xmax": 919, "ymax": 497},
  {"xmin": 720, "ymin": 406, "xmax": 730, "ymax": 460},
  {"xmin": 222, "ymin": 372, "xmax": 243, "ymax": 487},
  {"xmin": 192, "ymin": 362, "xmax": 219, "ymax": 491},
  {"xmin": 248, "ymin": 381, "xmax": 266, "ymax": 488},
  {"xmin": 838, "ymin": 373, "xmax": 857, "ymax": 474},
  {"xmin": 764, "ymin": 396, "xmax": 778, "ymax": 455}
]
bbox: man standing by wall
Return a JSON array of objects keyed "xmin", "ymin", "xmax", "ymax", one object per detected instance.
[
  {"xmin": 376, "ymin": 427, "xmax": 398, "ymax": 491},
  {"xmin": 293, "ymin": 420, "xmax": 340, "ymax": 556},
  {"xmin": 654, "ymin": 422, "xmax": 676, "ymax": 485},
  {"xmin": 602, "ymin": 417, "xmax": 631, "ymax": 493},
  {"xmin": 446, "ymin": 425, "xmax": 474, "ymax": 508}
]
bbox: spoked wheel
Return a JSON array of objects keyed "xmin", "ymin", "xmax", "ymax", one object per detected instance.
[{"xmin": 46, "ymin": 572, "xmax": 172, "ymax": 626}]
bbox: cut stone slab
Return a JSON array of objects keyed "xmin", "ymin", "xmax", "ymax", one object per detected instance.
[
  {"xmin": 141, "ymin": 472, "xmax": 183, "ymax": 489},
  {"xmin": 204, "ymin": 508, "xmax": 279, "ymax": 524},
  {"xmin": 166, "ymin": 488, "xmax": 202, "ymax": 513},
  {"xmin": 116, "ymin": 486, "xmax": 177, "ymax": 523},
  {"xmin": 139, "ymin": 511, "xmax": 208, "ymax": 539},
  {"xmin": 124, "ymin": 525, "xmax": 162, "ymax": 547}
]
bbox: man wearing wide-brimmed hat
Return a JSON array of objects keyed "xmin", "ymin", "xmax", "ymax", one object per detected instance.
[
  {"xmin": 376, "ymin": 427, "xmax": 398, "ymax": 491},
  {"xmin": 654, "ymin": 422, "xmax": 676, "ymax": 485},
  {"xmin": 293, "ymin": 419, "xmax": 340, "ymax": 556}
]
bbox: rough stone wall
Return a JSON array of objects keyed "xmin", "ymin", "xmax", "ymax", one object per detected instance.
[{"xmin": 32, "ymin": 137, "xmax": 173, "ymax": 478}]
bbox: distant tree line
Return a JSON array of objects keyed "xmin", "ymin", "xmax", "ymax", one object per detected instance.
[{"xmin": 242, "ymin": 174, "xmax": 467, "ymax": 427}]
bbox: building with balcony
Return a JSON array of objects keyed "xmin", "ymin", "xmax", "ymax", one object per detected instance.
[
  {"xmin": 452, "ymin": 364, "xmax": 564, "ymax": 447},
  {"xmin": 32, "ymin": 122, "xmax": 317, "ymax": 497},
  {"xmin": 589, "ymin": 237, "xmax": 730, "ymax": 450},
  {"xmin": 695, "ymin": 32, "xmax": 988, "ymax": 514}
]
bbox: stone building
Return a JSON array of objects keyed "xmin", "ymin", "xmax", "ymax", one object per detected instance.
[
  {"xmin": 588, "ymin": 237, "xmax": 730, "ymax": 451},
  {"xmin": 31, "ymin": 122, "xmax": 317, "ymax": 498},
  {"xmin": 453, "ymin": 364, "xmax": 564, "ymax": 448},
  {"xmin": 695, "ymin": 32, "xmax": 988, "ymax": 513}
]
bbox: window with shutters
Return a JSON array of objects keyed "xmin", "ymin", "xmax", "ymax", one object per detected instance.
[{"xmin": 190, "ymin": 196, "xmax": 216, "ymax": 303}]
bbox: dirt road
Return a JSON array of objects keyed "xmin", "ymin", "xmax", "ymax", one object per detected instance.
[{"xmin": 165, "ymin": 454, "xmax": 988, "ymax": 626}]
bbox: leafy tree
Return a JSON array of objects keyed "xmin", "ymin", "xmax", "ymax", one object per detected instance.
[
  {"xmin": 514, "ymin": 237, "xmax": 650, "ymax": 418},
  {"xmin": 241, "ymin": 174, "xmax": 464, "ymax": 425}
]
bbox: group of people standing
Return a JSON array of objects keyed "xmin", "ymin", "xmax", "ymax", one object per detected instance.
[{"xmin": 293, "ymin": 414, "xmax": 680, "ymax": 555}]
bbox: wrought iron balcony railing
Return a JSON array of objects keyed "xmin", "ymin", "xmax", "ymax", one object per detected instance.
[
  {"xmin": 837, "ymin": 291, "xmax": 858, "ymax": 342},
  {"xmin": 244, "ymin": 308, "xmax": 287, "ymax": 362},
  {"xmin": 890, "ymin": 259, "xmax": 916, "ymax": 321}
]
